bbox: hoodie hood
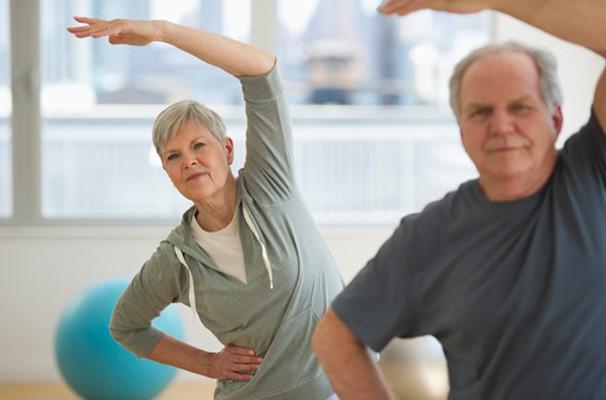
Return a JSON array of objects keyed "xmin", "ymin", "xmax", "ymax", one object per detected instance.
[{"xmin": 167, "ymin": 205, "xmax": 215, "ymax": 266}]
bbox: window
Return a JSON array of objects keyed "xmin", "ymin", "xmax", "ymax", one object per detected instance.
[
  {"xmin": 40, "ymin": 0, "xmax": 249, "ymax": 218},
  {"xmin": 277, "ymin": 1, "xmax": 490, "ymax": 106},
  {"xmin": 8, "ymin": 0, "xmax": 490, "ymax": 224},
  {"xmin": 0, "ymin": 0, "xmax": 10, "ymax": 218},
  {"xmin": 291, "ymin": 116, "xmax": 477, "ymax": 224},
  {"xmin": 277, "ymin": 1, "xmax": 488, "ymax": 221}
]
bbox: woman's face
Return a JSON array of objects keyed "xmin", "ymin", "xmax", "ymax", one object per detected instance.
[{"xmin": 160, "ymin": 119, "xmax": 234, "ymax": 203}]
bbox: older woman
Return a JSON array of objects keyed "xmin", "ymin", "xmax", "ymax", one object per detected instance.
[{"xmin": 68, "ymin": 17, "xmax": 343, "ymax": 400}]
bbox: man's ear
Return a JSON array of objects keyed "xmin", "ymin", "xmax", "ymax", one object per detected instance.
[{"xmin": 552, "ymin": 104, "xmax": 564, "ymax": 139}]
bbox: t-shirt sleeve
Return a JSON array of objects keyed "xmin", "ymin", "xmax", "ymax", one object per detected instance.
[
  {"xmin": 560, "ymin": 108, "xmax": 606, "ymax": 186},
  {"xmin": 238, "ymin": 60, "xmax": 297, "ymax": 203},
  {"xmin": 589, "ymin": 106, "xmax": 606, "ymax": 171},
  {"xmin": 331, "ymin": 219, "xmax": 418, "ymax": 352},
  {"xmin": 109, "ymin": 243, "xmax": 186, "ymax": 358}
]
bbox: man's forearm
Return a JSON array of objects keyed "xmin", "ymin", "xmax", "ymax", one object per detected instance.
[
  {"xmin": 313, "ymin": 308, "xmax": 393, "ymax": 400},
  {"xmin": 495, "ymin": 0, "xmax": 606, "ymax": 130},
  {"xmin": 379, "ymin": 0, "xmax": 606, "ymax": 57},
  {"xmin": 494, "ymin": 0, "xmax": 606, "ymax": 57}
]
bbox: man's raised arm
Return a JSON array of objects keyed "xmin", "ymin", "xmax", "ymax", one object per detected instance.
[{"xmin": 379, "ymin": 0, "xmax": 606, "ymax": 128}]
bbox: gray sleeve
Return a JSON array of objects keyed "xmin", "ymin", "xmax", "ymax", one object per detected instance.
[
  {"xmin": 238, "ymin": 61, "xmax": 297, "ymax": 203},
  {"xmin": 588, "ymin": 107, "xmax": 606, "ymax": 170},
  {"xmin": 332, "ymin": 220, "xmax": 419, "ymax": 352},
  {"xmin": 109, "ymin": 243, "xmax": 186, "ymax": 358},
  {"xmin": 561, "ymin": 108, "xmax": 606, "ymax": 185}
]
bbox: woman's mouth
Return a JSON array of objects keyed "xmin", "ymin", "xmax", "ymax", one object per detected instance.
[{"xmin": 186, "ymin": 172, "xmax": 207, "ymax": 182}]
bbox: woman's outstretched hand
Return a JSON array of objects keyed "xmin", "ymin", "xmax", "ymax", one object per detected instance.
[
  {"xmin": 67, "ymin": 16, "xmax": 161, "ymax": 46},
  {"xmin": 206, "ymin": 344, "xmax": 263, "ymax": 381},
  {"xmin": 67, "ymin": 15, "xmax": 274, "ymax": 77}
]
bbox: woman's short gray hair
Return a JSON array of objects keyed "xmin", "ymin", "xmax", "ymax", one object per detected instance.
[
  {"xmin": 152, "ymin": 99, "xmax": 226, "ymax": 156},
  {"xmin": 449, "ymin": 41, "xmax": 563, "ymax": 117}
]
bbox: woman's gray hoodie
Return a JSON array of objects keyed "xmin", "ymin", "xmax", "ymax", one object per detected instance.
[{"xmin": 109, "ymin": 64, "xmax": 344, "ymax": 400}]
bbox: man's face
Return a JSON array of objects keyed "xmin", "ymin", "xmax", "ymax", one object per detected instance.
[{"xmin": 457, "ymin": 51, "xmax": 563, "ymax": 185}]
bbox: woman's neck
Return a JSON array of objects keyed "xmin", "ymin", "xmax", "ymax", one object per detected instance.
[{"xmin": 194, "ymin": 175, "xmax": 237, "ymax": 232}]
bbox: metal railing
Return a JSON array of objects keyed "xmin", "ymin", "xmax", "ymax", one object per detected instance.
[{"xmin": 0, "ymin": 106, "xmax": 478, "ymax": 225}]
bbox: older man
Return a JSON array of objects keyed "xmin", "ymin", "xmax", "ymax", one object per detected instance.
[{"xmin": 313, "ymin": 0, "xmax": 606, "ymax": 399}]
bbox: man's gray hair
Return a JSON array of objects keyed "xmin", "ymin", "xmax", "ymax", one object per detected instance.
[
  {"xmin": 449, "ymin": 41, "xmax": 563, "ymax": 117},
  {"xmin": 152, "ymin": 99, "xmax": 226, "ymax": 156}
]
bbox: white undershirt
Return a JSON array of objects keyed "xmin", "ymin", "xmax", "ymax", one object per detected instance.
[{"xmin": 190, "ymin": 208, "xmax": 247, "ymax": 284}]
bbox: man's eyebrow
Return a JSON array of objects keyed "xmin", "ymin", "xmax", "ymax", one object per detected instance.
[
  {"xmin": 508, "ymin": 95, "xmax": 534, "ymax": 104},
  {"xmin": 463, "ymin": 95, "xmax": 535, "ymax": 113},
  {"xmin": 463, "ymin": 102, "xmax": 491, "ymax": 113}
]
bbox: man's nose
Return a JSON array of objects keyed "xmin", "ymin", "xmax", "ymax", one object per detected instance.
[{"xmin": 489, "ymin": 110, "xmax": 515, "ymax": 135}]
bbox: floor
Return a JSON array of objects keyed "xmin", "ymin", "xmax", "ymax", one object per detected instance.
[
  {"xmin": 0, "ymin": 363, "xmax": 448, "ymax": 400},
  {"xmin": 0, "ymin": 382, "xmax": 216, "ymax": 400}
]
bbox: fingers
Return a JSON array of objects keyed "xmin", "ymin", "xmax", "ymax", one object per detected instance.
[
  {"xmin": 214, "ymin": 345, "xmax": 263, "ymax": 380},
  {"xmin": 73, "ymin": 16, "xmax": 100, "ymax": 24},
  {"xmin": 66, "ymin": 16, "xmax": 118, "ymax": 39},
  {"xmin": 226, "ymin": 345, "xmax": 264, "ymax": 366},
  {"xmin": 227, "ymin": 344, "xmax": 257, "ymax": 357},
  {"xmin": 378, "ymin": 0, "xmax": 428, "ymax": 15},
  {"xmin": 378, "ymin": 0, "xmax": 486, "ymax": 16},
  {"xmin": 230, "ymin": 355, "xmax": 263, "ymax": 368},
  {"xmin": 224, "ymin": 371, "xmax": 255, "ymax": 381},
  {"xmin": 108, "ymin": 35, "xmax": 124, "ymax": 45},
  {"xmin": 67, "ymin": 16, "xmax": 104, "ymax": 31}
]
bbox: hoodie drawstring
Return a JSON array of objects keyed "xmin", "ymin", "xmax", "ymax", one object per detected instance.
[
  {"xmin": 174, "ymin": 247, "xmax": 204, "ymax": 324},
  {"xmin": 242, "ymin": 205, "xmax": 274, "ymax": 290}
]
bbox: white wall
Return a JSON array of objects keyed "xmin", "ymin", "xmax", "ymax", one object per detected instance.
[{"xmin": 0, "ymin": 226, "xmax": 392, "ymax": 383}]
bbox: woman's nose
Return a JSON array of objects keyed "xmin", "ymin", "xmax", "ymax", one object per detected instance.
[{"xmin": 182, "ymin": 153, "xmax": 198, "ymax": 168}]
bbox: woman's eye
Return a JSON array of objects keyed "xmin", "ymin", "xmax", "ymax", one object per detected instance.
[
  {"xmin": 167, "ymin": 153, "xmax": 179, "ymax": 161},
  {"xmin": 194, "ymin": 142, "xmax": 205, "ymax": 150}
]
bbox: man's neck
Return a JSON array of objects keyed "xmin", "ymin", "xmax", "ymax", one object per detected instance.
[{"xmin": 479, "ymin": 155, "xmax": 557, "ymax": 202}]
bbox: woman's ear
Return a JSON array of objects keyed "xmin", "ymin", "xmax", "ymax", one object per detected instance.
[{"xmin": 224, "ymin": 137, "xmax": 235, "ymax": 164}]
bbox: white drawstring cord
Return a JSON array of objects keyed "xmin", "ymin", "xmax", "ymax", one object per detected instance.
[
  {"xmin": 242, "ymin": 206, "xmax": 274, "ymax": 290},
  {"xmin": 174, "ymin": 247, "xmax": 203, "ymax": 324}
]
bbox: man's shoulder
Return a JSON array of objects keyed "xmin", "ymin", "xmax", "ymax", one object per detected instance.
[
  {"xmin": 417, "ymin": 180, "xmax": 476, "ymax": 218},
  {"xmin": 393, "ymin": 180, "xmax": 478, "ymax": 248}
]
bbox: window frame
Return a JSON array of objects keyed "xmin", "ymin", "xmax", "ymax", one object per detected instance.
[{"xmin": 9, "ymin": 0, "xmax": 43, "ymax": 226}]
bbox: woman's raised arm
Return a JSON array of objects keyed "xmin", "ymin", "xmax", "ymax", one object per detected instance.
[{"xmin": 67, "ymin": 16, "xmax": 275, "ymax": 77}]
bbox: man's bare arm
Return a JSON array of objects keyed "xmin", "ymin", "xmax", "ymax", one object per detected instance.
[{"xmin": 313, "ymin": 308, "xmax": 393, "ymax": 400}]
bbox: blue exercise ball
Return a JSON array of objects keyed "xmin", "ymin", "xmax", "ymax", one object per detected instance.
[{"xmin": 55, "ymin": 278, "xmax": 184, "ymax": 400}]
